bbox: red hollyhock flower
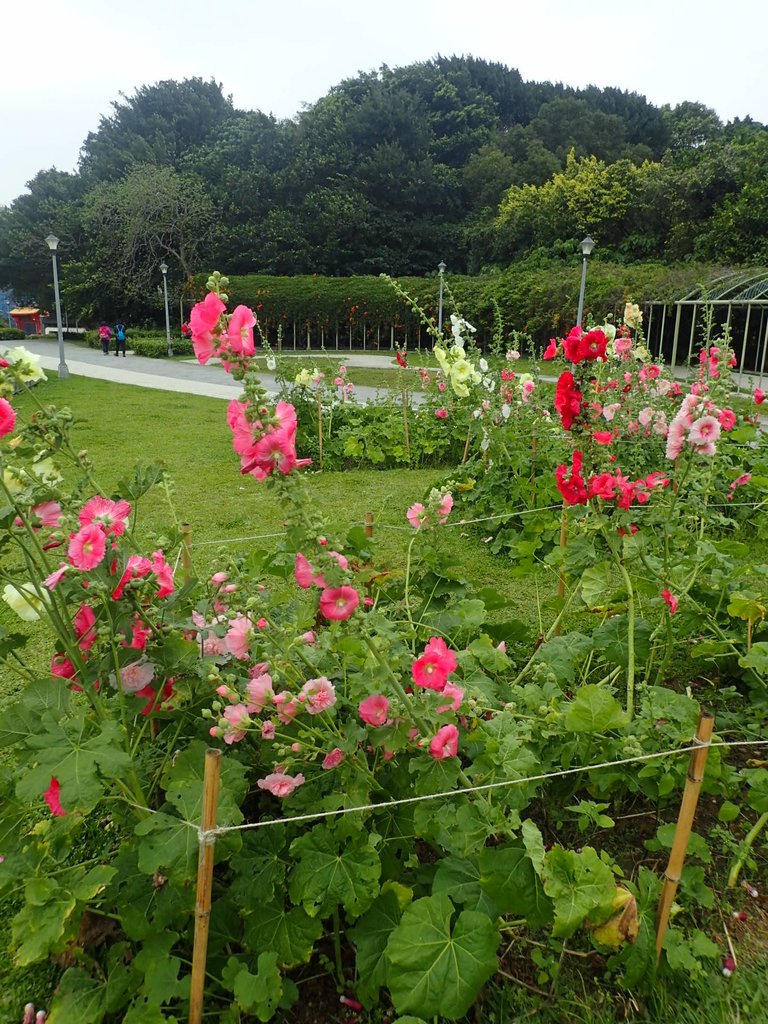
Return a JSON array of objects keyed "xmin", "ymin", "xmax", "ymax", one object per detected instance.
[
  {"xmin": 555, "ymin": 450, "xmax": 588, "ymax": 505},
  {"xmin": 412, "ymin": 637, "xmax": 458, "ymax": 691},
  {"xmin": 319, "ymin": 586, "xmax": 360, "ymax": 621},
  {"xmin": 543, "ymin": 339, "xmax": 559, "ymax": 359},
  {"xmin": 44, "ymin": 777, "xmax": 67, "ymax": 817},
  {"xmin": 554, "ymin": 372, "xmax": 583, "ymax": 431},
  {"xmin": 563, "ymin": 327, "xmax": 608, "ymax": 363},
  {"xmin": 395, "ymin": 350, "xmax": 408, "ymax": 368}
]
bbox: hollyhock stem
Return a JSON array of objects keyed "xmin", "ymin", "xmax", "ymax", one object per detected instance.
[
  {"xmin": 508, "ymin": 590, "xmax": 576, "ymax": 688},
  {"xmin": 332, "ymin": 907, "xmax": 344, "ymax": 983},
  {"xmin": 403, "ymin": 534, "xmax": 418, "ymax": 627},
  {"xmin": 401, "ymin": 382, "xmax": 411, "ymax": 459},
  {"xmin": 462, "ymin": 422, "xmax": 472, "ymax": 464},
  {"xmin": 316, "ymin": 388, "xmax": 324, "ymax": 471},
  {"xmin": 362, "ymin": 633, "xmax": 430, "ymax": 735},
  {"xmin": 728, "ymin": 812, "xmax": 768, "ymax": 888},
  {"xmin": 613, "ymin": 554, "xmax": 636, "ymax": 720}
]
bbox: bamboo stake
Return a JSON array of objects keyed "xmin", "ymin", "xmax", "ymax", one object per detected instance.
[
  {"xmin": 364, "ymin": 512, "xmax": 374, "ymax": 539},
  {"xmin": 655, "ymin": 711, "xmax": 715, "ymax": 961},
  {"xmin": 189, "ymin": 748, "xmax": 223, "ymax": 1024},
  {"xmin": 461, "ymin": 423, "xmax": 472, "ymax": 464},
  {"xmin": 180, "ymin": 522, "xmax": 193, "ymax": 583}
]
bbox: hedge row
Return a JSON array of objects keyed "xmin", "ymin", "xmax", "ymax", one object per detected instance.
[
  {"xmin": 187, "ymin": 260, "xmax": 736, "ymax": 349},
  {"xmin": 0, "ymin": 327, "xmax": 27, "ymax": 342}
]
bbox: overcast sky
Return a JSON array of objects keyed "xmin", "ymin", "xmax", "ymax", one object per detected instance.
[{"xmin": 3, "ymin": 0, "xmax": 766, "ymax": 207}]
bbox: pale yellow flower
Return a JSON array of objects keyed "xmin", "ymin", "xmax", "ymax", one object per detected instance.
[
  {"xmin": 3, "ymin": 346, "xmax": 47, "ymax": 383},
  {"xmin": 2, "ymin": 582, "xmax": 48, "ymax": 621},
  {"xmin": 295, "ymin": 368, "xmax": 314, "ymax": 387},
  {"xmin": 623, "ymin": 303, "xmax": 643, "ymax": 331}
]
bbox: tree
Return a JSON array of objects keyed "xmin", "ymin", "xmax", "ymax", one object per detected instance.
[
  {"xmin": 80, "ymin": 165, "xmax": 215, "ymax": 317},
  {"xmin": 79, "ymin": 78, "xmax": 234, "ymax": 183}
]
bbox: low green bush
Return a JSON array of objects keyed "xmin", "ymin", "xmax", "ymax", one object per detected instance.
[
  {"xmin": 129, "ymin": 335, "xmax": 193, "ymax": 357},
  {"xmin": 0, "ymin": 327, "xmax": 26, "ymax": 341}
]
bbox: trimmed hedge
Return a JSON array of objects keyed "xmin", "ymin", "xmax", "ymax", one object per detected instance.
[
  {"xmin": 192, "ymin": 261, "xmax": 742, "ymax": 350},
  {"xmin": 129, "ymin": 336, "xmax": 194, "ymax": 358},
  {"xmin": 0, "ymin": 327, "xmax": 26, "ymax": 341}
]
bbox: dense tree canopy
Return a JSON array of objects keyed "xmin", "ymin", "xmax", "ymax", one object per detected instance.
[{"xmin": 0, "ymin": 59, "xmax": 765, "ymax": 321}]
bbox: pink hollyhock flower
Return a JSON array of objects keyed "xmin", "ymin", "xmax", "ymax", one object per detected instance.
[
  {"xmin": 602, "ymin": 403, "xmax": 621, "ymax": 422},
  {"xmin": 246, "ymin": 672, "xmax": 274, "ymax": 712},
  {"xmin": 359, "ymin": 694, "xmax": 389, "ymax": 726},
  {"xmin": 300, "ymin": 676, "xmax": 337, "ymax": 714},
  {"xmin": 665, "ymin": 419, "xmax": 688, "ymax": 460},
  {"xmin": 261, "ymin": 720, "xmax": 276, "ymax": 740},
  {"xmin": 211, "ymin": 571, "xmax": 228, "ymax": 586},
  {"xmin": 190, "ymin": 291, "xmax": 226, "ymax": 364},
  {"xmin": 429, "ymin": 724, "xmax": 459, "ymax": 760},
  {"xmin": 718, "ymin": 408, "xmax": 737, "ymax": 431},
  {"xmin": 407, "ymin": 502, "xmax": 428, "ymax": 530},
  {"xmin": 688, "ymin": 415, "xmax": 721, "ymax": 452},
  {"xmin": 221, "ymin": 703, "xmax": 251, "ymax": 744},
  {"xmin": 79, "ymin": 496, "xmax": 131, "ymax": 537},
  {"xmin": 521, "ymin": 379, "xmax": 535, "ymax": 402},
  {"xmin": 0, "ymin": 397, "xmax": 16, "ymax": 437},
  {"xmin": 412, "ymin": 637, "xmax": 458, "ymax": 691},
  {"xmin": 437, "ymin": 681, "xmax": 465, "ymax": 713},
  {"xmin": 273, "ymin": 690, "xmax": 301, "ymax": 723},
  {"xmin": 435, "ymin": 408, "xmax": 448, "ymax": 419},
  {"xmin": 319, "ymin": 586, "xmax": 359, "ymax": 621},
  {"xmin": 543, "ymin": 339, "xmax": 558, "ymax": 359},
  {"xmin": 661, "ymin": 590, "xmax": 678, "ymax": 615},
  {"xmin": 592, "ymin": 431, "xmax": 614, "ymax": 445},
  {"xmin": 301, "ymin": 630, "xmax": 317, "ymax": 645},
  {"xmin": 225, "ymin": 305, "xmax": 256, "ymax": 358},
  {"xmin": 43, "ymin": 563, "xmax": 69, "ymax": 590},
  {"xmin": 68, "ymin": 523, "xmax": 107, "ymax": 571},
  {"xmin": 437, "ymin": 380, "xmax": 447, "ymax": 392},
  {"xmin": 257, "ymin": 772, "xmax": 306, "ymax": 797},
  {"xmin": 51, "ymin": 653, "xmax": 77, "ymax": 681},
  {"xmin": 755, "ymin": 388, "xmax": 765, "ymax": 405},
  {"xmin": 32, "ymin": 500, "xmax": 63, "ymax": 529},
  {"xmin": 111, "ymin": 554, "xmax": 153, "ymax": 599},
  {"xmin": 151, "ymin": 550, "xmax": 174, "ymax": 598},
  {"xmin": 225, "ymin": 615, "xmax": 253, "ymax": 659},
  {"xmin": 115, "ymin": 658, "xmax": 156, "ymax": 694},
  {"xmin": 437, "ymin": 492, "xmax": 453, "ymax": 522},
  {"xmin": 614, "ymin": 337, "xmax": 633, "ymax": 356},
  {"xmin": 295, "ymin": 552, "xmax": 319, "ymax": 588},
  {"xmin": 73, "ymin": 603, "xmax": 97, "ymax": 651},
  {"xmin": 322, "ymin": 747, "xmax": 345, "ymax": 770},
  {"xmin": 44, "ymin": 777, "xmax": 67, "ymax": 816},
  {"xmin": 256, "ymin": 617, "xmax": 268, "ymax": 630},
  {"xmin": 728, "ymin": 473, "xmax": 751, "ymax": 500}
]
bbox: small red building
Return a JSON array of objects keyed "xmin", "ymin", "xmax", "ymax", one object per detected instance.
[{"xmin": 10, "ymin": 307, "xmax": 43, "ymax": 336}]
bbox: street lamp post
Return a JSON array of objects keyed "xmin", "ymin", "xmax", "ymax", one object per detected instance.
[
  {"xmin": 437, "ymin": 261, "xmax": 447, "ymax": 335},
  {"xmin": 159, "ymin": 261, "xmax": 173, "ymax": 357},
  {"xmin": 576, "ymin": 235, "xmax": 595, "ymax": 328},
  {"xmin": 44, "ymin": 234, "xmax": 69, "ymax": 379}
]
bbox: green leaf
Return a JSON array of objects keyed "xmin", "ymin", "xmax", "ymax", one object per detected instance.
[
  {"xmin": 433, "ymin": 855, "xmax": 498, "ymax": 915},
  {"xmin": 521, "ymin": 819, "xmax": 546, "ymax": 876},
  {"xmin": 564, "ymin": 685, "xmax": 626, "ymax": 734},
  {"xmin": 228, "ymin": 952, "xmax": 283, "ymax": 1021},
  {"xmin": 727, "ymin": 592, "xmax": 766, "ymax": 623},
  {"xmin": 580, "ymin": 562, "xmax": 622, "ymax": 609},
  {"xmin": 478, "ymin": 843, "xmax": 552, "ymax": 926},
  {"xmin": 592, "ymin": 615, "xmax": 652, "ymax": 670},
  {"xmin": 385, "ymin": 893, "xmax": 499, "ymax": 1020},
  {"xmin": 350, "ymin": 889, "xmax": 403, "ymax": 1007},
  {"xmin": 0, "ymin": 677, "xmax": 69, "ymax": 748},
  {"xmin": 533, "ymin": 632, "xmax": 592, "ymax": 685},
  {"xmin": 107, "ymin": 845, "xmax": 193, "ymax": 941},
  {"xmin": 744, "ymin": 769, "xmax": 768, "ymax": 813},
  {"xmin": 289, "ymin": 827, "xmax": 380, "ymax": 918},
  {"xmin": 718, "ymin": 800, "xmax": 741, "ymax": 823},
  {"xmin": 12, "ymin": 879, "xmax": 77, "ymax": 966},
  {"xmin": 134, "ymin": 811, "xmax": 198, "ymax": 883},
  {"xmin": 162, "ymin": 739, "xmax": 248, "ymax": 825},
  {"xmin": 542, "ymin": 847, "xmax": 617, "ymax": 938},
  {"xmin": 47, "ymin": 967, "xmax": 107, "ymax": 1024},
  {"xmin": 244, "ymin": 900, "xmax": 322, "ymax": 968},
  {"xmin": 133, "ymin": 932, "xmax": 183, "ymax": 1004},
  {"xmin": 739, "ymin": 642, "xmax": 768, "ymax": 674}
]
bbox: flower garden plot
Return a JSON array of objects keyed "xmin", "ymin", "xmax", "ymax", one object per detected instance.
[{"xmin": 0, "ymin": 286, "xmax": 767, "ymax": 1023}]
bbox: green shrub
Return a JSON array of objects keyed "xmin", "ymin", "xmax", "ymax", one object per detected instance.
[
  {"xmin": 0, "ymin": 327, "xmax": 26, "ymax": 341},
  {"xmin": 129, "ymin": 335, "xmax": 194, "ymax": 358}
]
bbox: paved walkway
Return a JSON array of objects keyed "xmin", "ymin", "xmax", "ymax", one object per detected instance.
[{"xmin": 16, "ymin": 340, "xmax": 396, "ymax": 403}]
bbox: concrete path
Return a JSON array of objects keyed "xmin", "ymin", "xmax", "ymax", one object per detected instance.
[{"xmin": 15, "ymin": 339, "xmax": 394, "ymax": 403}]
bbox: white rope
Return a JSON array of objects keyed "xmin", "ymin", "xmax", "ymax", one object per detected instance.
[{"xmin": 189, "ymin": 736, "xmax": 768, "ymax": 845}]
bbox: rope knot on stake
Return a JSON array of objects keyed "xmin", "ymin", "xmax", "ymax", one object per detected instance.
[{"xmin": 198, "ymin": 827, "xmax": 219, "ymax": 848}]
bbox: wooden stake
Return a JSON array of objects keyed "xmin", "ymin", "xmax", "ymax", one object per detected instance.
[
  {"xmin": 180, "ymin": 522, "xmax": 193, "ymax": 583},
  {"xmin": 462, "ymin": 423, "xmax": 472, "ymax": 464},
  {"xmin": 364, "ymin": 512, "xmax": 374, "ymax": 539},
  {"xmin": 189, "ymin": 748, "xmax": 223, "ymax": 1024},
  {"xmin": 655, "ymin": 711, "xmax": 715, "ymax": 961}
]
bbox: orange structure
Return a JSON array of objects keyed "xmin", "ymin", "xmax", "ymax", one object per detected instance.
[{"xmin": 10, "ymin": 307, "xmax": 42, "ymax": 335}]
